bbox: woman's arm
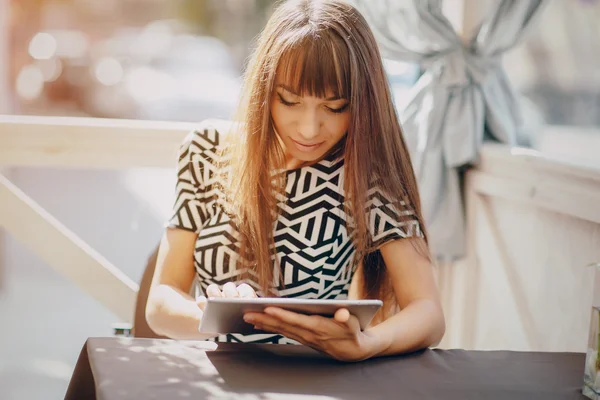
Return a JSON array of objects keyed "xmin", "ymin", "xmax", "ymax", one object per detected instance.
[
  {"xmin": 146, "ymin": 227, "xmax": 258, "ymax": 340},
  {"xmin": 145, "ymin": 228, "xmax": 212, "ymax": 340},
  {"xmin": 362, "ymin": 237, "xmax": 445, "ymax": 357},
  {"xmin": 243, "ymin": 237, "xmax": 444, "ymax": 361}
]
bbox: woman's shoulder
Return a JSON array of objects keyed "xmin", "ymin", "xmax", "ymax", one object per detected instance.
[
  {"xmin": 176, "ymin": 119, "xmax": 238, "ymax": 188},
  {"xmin": 180, "ymin": 118, "xmax": 236, "ymax": 156}
]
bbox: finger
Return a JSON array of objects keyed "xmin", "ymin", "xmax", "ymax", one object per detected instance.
[
  {"xmin": 206, "ymin": 284, "xmax": 222, "ymax": 298},
  {"xmin": 196, "ymin": 295, "xmax": 207, "ymax": 311},
  {"xmin": 222, "ymin": 282, "xmax": 239, "ymax": 297},
  {"xmin": 334, "ymin": 308, "xmax": 350, "ymax": 323},
  {"xmin": 343, "ymin": 314, "xmax": 362, "ymax": 333},
  {"xmin": 237, "ymin": 283, "xmax": 257, "ymax": 298}
]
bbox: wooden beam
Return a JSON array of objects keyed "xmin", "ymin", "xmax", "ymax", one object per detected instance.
[
  {"xmin": 0, "ymin": 172, "xmax": 139, "ymax": 322},
  {"xmin": 473, "ymin": 143, "xmax": 600, "ymax": 225},
  {"xmin": 0, "ymin": 116, "xmax": 237, "ymax": 169},
  {"xmin": 478, "ymin": 143, "xmax": 600, "ymax": 184},
  {"xmin": 0, "ymin": 116, "xmax": 193, "ymax": 169},
  {"xmin": 469, "ymin": 170, "xmax": 600, "ymax": 225}
]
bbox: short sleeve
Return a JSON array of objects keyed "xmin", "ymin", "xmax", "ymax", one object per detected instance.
[
  {"xmin": 165, "ymin": 124, "xmax": 219, "ymax": 233},
  {"xmin": 366, "ymin": 187, "xmax": 423, "ymax": 249}
]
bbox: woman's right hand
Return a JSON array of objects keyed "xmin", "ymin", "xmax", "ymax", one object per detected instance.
[{"xmin": 196, "ymin": 282, "xmax": 258, "ymax": 311}]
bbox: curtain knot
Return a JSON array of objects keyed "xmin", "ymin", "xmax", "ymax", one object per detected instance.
[{"xmin": 431, "ymin": 47, "xmax": 501, "ymax": 87}]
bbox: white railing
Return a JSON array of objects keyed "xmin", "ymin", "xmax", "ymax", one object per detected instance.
[
  {"xmin": 0, "ymin": 115, "xmax": 237, "ymax": 323},
  {"xmin": 0, "ymin": 116, "xmax": 196, "ymax": 322},
  {"xmin": 1, "ymin": 115, "xmax": 600, "ymax": 351},
  {"xmin": 0, "ymin": 173, "xmax": 138, "ymax": 322}
]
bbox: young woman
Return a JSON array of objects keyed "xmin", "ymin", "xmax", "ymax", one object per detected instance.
[{"xmin": 146, "ymin": 0, "xmax": 445, "ymax": 362}]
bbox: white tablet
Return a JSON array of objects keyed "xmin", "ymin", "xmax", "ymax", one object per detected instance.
[{"xmin": 198, "ymin": 297, "xmax": 382, "ymax": 335}]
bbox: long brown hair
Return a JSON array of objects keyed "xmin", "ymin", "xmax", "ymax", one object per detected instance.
[{"xmin": 221, "ymin": 0, "xmax": 429, "ymax": 320}]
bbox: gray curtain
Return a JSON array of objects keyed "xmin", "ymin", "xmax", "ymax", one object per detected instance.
[{"xmin": 353, "ymin": 0, "xmax": 546, "ymax": 260}]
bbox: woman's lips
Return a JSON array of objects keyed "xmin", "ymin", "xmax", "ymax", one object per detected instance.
[{"xmin": 291, "ymin": 138, "xmax": 324, "ymax": 153}]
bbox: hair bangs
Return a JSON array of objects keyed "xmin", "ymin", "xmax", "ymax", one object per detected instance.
[{"xmin": 275, "ymin": 29, "xmax": 351, "ymax": 100}]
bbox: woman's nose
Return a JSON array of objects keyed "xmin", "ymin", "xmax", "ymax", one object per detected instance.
[{"xmin": 297, "ymin": 110, "xmax": 321, "ymax": 141}]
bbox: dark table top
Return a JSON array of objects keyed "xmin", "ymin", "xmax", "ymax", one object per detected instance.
[{"xmin": 65, "ymin": 337, "xmax": 588, "ymax": 400}]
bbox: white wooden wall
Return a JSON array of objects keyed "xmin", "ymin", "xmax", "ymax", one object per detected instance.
[{"xmin": 439, "ymin": 144, "xmax": 600, "ymax": 352}]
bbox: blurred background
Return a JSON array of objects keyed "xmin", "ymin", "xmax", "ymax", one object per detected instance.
[
  {"xmin": 2, "ymin": 0, "xmax": 421, "ymax": 121},
  {"xmin": 0, "ymin": 0, "xmax": 599, "ymax": 399},
  {"xmin": 2, "ymin": 0, "xmax": 599, "ymax": 127}
]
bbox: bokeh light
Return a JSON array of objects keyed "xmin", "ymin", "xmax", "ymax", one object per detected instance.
[
  {"xmin": 95, "ymin": 57, "xmax": 123, "ymax": 86},
  {"xmin": 16, "ymin": 65, "xmax": 45, "ymax": 100},
  {"xmin": 28, "ymin": 32, "xmax": 57, "ymax": 60}
]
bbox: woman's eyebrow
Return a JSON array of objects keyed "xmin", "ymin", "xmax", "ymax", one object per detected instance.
[{"xmin": 275, "ymin": 84, "xmax": 345, "ymax": 101}]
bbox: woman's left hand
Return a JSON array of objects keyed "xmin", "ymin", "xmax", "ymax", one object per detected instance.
[{"xmin": 243, "ymin": 307, "xmax": 378, "ymax": 362}]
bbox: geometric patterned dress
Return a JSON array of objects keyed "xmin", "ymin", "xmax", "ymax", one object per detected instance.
[{"xmin": 166, "ymin": 121, "xmax": 421, "ymax": 344}]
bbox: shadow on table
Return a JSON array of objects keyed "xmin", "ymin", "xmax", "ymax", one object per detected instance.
[
  {"xmin": 204, "ymin": 343, "xmax": 426, "ymax": 399},
  {"xmin": 79, "ymin": 338, "xmax": 425, "ymax": 399},
  {"xmin": 207, "ymin": 344, "xmax": 348, "ymax": 396}
]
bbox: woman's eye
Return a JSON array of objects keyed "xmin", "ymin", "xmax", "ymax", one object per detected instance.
[
  {"xmin": 277, "ymin": 93, "xmax": 298, "ymax": 107},
  {"xmin": 326, "ymin": 104, "xmax": 349, "ymax": 114}
]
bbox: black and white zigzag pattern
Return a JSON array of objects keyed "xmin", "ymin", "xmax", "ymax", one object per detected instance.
[{"xmin": 167, "ymin": 122, "xmax": 421, "ymax": 344}]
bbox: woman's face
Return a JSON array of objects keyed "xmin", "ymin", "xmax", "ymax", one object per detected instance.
[{"xmin": 270, "ymin": 80, "xmax": 351, "ymax": 170}]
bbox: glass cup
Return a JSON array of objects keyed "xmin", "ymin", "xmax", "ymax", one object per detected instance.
[{"xmin": 584, "ymin": 263, "xmax": 600, "ymax": 399}]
